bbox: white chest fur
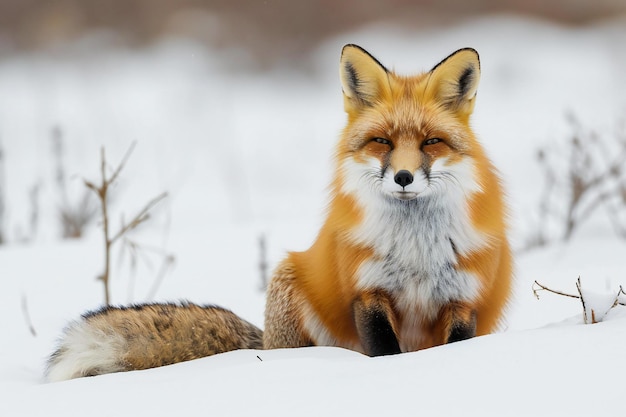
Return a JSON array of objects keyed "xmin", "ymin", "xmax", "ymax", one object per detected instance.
[
  {"xmin": 341, "ymin": 158, "xmax": 487, "ymax": 321},
  {"xmin": 354, "ymin": 197, "xmax": 483, "ymax": 315}
]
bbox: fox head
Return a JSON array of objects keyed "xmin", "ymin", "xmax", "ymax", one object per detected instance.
[{"xmin": 337, "ymin": 44, "xmax": 485, "ymax": 204}]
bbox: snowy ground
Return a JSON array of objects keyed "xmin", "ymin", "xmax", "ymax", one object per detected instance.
[{"xmin": 1, "ymin": 15, "xmax": 626, "ymax": 416}]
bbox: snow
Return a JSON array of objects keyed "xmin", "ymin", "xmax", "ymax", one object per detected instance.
[
  {"xmin": 1, "ymin": 15, "xmax": 626, "ymax": 416},
  {"xmin": 576, "ymin": 279, "xmax": 624, "ymax": 323}
]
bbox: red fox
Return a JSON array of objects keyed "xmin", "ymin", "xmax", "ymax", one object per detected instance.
[
  {"xmin": 264, "ymin": 44, "xmax": 512, "ymax": 354},
  {"xmin": 46, "ymin": 45, "xmax": 512, "ymax": 381}
]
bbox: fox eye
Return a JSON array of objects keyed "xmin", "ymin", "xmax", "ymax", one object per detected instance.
[
  {"xmin": 372, "ymin": 137, "xmax": 391, "ymax": 145},
  {"xmin": 424, "ymin": 138, "xmax": 442, "ymax": 146}
]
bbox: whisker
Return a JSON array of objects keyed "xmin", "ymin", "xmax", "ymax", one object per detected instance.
[
  {"xmin": 358, "ymin": 169, "xmax": 383, "ymax": 194},
  {"xmin": 429, "ymin": 170, "xmax": 476, "ymax": 198}
]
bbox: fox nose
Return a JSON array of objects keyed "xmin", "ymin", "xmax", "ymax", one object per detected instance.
[{"xmin": 394, "ymin": 170, "xmax": 414, "ymax": 187}]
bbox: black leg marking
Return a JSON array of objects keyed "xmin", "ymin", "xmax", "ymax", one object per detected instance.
[
  {"xmin": 447, "ymin": 311, "xmax": 476, "ymax": 344},
  {"xmin": 355, "ymin": 307, "xmax": 401, "ymax": 356}
]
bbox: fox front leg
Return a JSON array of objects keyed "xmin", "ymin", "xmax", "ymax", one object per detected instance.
[
  {"xmin": 353, "ymin": 291, "xmax": 401, "ymax": 356},
  {"xmin": 439, "ymin": 302, "xmax": 477, "ymax": 344}
]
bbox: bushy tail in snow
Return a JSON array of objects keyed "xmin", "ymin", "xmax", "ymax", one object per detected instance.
[{"xmin": 46, "ymin": 302, "xmax": 263, "ymax": 382}]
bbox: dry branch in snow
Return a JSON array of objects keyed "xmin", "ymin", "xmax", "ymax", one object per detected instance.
[
  {"xmin": 21, "ymin": 294, "xmax": 36, "ymax": 337},
  {"xmin": 258, "ymin": 233, "xmax": 268, "ymax": 291},
  {"xmin": 533, "ymin": 277, "xmax": 625, "ymax": 324},
  {"xmin": 524, "ymin": 113, "xmax": 626, "ymax": 250},
  {"xmin": 52, "ymin": 126, "xmax": 98, "ymax": 239},
  {"xmin": 85, "ymin": 142, "xmax": 169, "ymax": 305}
]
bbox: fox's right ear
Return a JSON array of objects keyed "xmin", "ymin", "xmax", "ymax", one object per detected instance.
[
  {"xmin": 426, "ymin": 48, "xmax": 481, "ymax": 118},
  {"xmin": 340, "ymin": 44, "xmax": 390, "ymax": 114}
]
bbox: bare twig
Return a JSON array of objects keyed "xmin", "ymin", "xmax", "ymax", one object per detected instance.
[
  {"xmin": 259, "ymin": 234, "xmax": 268, "ymax": 291},
  {"xmin": 86, "ymin": 142, "xmax": 168, "ymax": 305},
  {"xmin": 615, "ymin": 285, "xmax": 626, "ymax": 307},
  {"xmin": 606, "ymin": 196, "xmax": 626, "ymax": 239},
  {"xmin": 99, "ymin": 148, "xmax": 113, "ymax": 305},
  {"xmin": 145, "ymin": 253, "xmax": 176, "ymax": 300},
  {"xmin": 110, "ymin": 192, "xmax": 168, "ymax": 244},
  {"xmin": 535, "ymin": 277, "xmax": 625, "ymax": 324},
  {"xmin": 528, "ymin": 113, "xmax": 626, "ymax": 247},
  {"xmin": 107, "ymin": 141, "xmax": 137, "ymax": 188},
  {"xmin": 51, "ymin": 125, "xmax": 68, "ymax": 206},
  {"xmin": 58, "ymin": 188, "xmax": 96, "ymax": 239},
  {"xmin": 21, "ymin": 294, "xmax": 37, "ymax": 337},
  {"xmin": 28, "ymin": 182, "xmax": 41, "ymax": 240},
  {"xmin": 532, "ymin": 280, "xmax": 580, "ymax": 300},
  {"xmin": 121, "ymin": 237, "xmax": 176, "ymax": 301},
  {"xmin": 120, "ymin": 238, "xmax": 140, "ymax": 302},
  {"xmin": 574, "ymin": 277, "xmax": 592, "ymax": 323},
  {"xmin": 53, "ymin": 126, "xmax": 97, "ymax": 239}
]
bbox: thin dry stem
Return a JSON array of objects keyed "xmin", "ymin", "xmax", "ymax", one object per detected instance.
[
  {"xmin": 101, "ymin": 147, "xmax": 112, "ymax": 304},
  {"xmin": 110, "ymin": 192, "xmax": 168, "ymax": 244},
  {"xmin": 258, "ymin": 234, "xmax": 268, "ymax": 291},
  {"xmin": 87, "ymin": 142, "xmax": 169, "ymax": 305},
  {"xmin": 575, "ymin": 277, "xmax": 592, "ymax": 323},
  {"xmin": 533, "ymin": 280, "xmax": 580, "ymax": 300},
  {"xmin": 528, "ymin": 113, "xmax": 626, "ymax": 247},
  {"xmin": 107, "ymin": 141, "xmax": 137, "ymax": 188},
  {"xmin": 616, "ymin": 285, "xmax": 626, "ymax": 307},
  {"xmin": 145, "ymin": 254, "xmax": 176, "ymax": 300},
  {"xmin": 54, "ymin": 127, "xmax": 97, "ymax": 239},
  {"xmin": 535, "ymin": 277, "xmax": 625, "ymax": 325},
  {"xmin": 21, "ymin": 294, "xmax": 37, "ymax": 337}
]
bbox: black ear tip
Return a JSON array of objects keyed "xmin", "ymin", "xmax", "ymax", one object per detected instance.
[
  {"xmin": 460, "ymin": 47, "xmax": 480, "ymax": 68},
  {"xmin": 431, "ymin": 47, "xmax": 480, "ymax": 73},
  {"xmin": 341, "ymin": 44, "xmax": 367, "ymax": 59},
  {"xmin": 457, "ymin": 47, "xmax": 479, "ymax": 59},
  {"xmin": 340, "ymin": 45, "xmax": 389, "ymax": 75}
]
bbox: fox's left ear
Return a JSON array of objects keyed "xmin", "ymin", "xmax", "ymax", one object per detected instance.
[
  {"xmin": 339, "ymin": 44, "xmax": 391, "ymax": 114},
  {"xmin": 427, "ymin": 48, "xmax": 480, "ymax": 116}
]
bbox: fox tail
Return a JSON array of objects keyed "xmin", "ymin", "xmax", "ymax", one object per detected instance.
[{"xmin": 46, "ymin": 302, "xmax": 263, "ymax": 382}]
